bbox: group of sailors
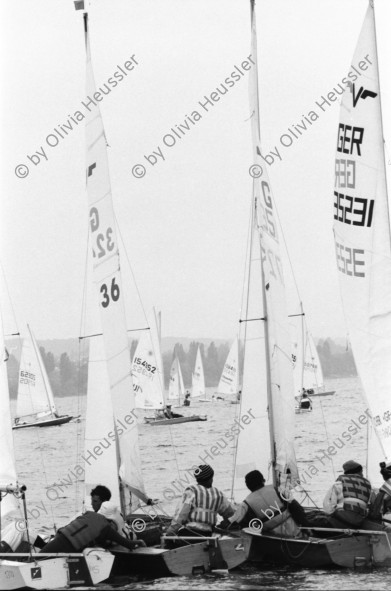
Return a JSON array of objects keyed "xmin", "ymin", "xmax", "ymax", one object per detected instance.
[
  {"xmin": 2, "ymin": 459, "xmax": 390, "ymax": 555},
  {"xmin": 164, "ymin": 459, "xmax": 391, "ymax": 543}
]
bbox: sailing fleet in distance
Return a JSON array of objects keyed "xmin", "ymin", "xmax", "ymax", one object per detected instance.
[{"xmin": 2, "ymin": 0, "xmax": 391, "ymax": 588}]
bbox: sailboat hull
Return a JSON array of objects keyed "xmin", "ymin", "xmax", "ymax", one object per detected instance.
[
  {"xmin": 12, "ymin": 415, "xmax": 73, "ymax": 430},
  {"xmin": 144, "ymin": 415, "xmax": 207, "ymax": 426},
  {"xmin": 111, "ymin": 536, "xmax": 250, "ymax": 576},
  {"xmin": 244, "ymin": 529, "xmax": 391, "ymax": 568},
  {"xmin": 310, "ymin": 390, "xmax": 335, "ymax": 397},
  {"xmin": 0, "ymin": 549, "xmax": 114, "ymax": 589}
]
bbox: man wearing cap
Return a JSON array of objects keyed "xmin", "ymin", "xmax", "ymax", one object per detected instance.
[
  {"xmin": 369, "ymin": 461, "xmax": 391, "ymax": 522},
  {"xmin": 165, "ymin": 464, "xmax": 234, "ymax": 539},
  {"xmin": 323, "ymin": 460, "xmax": 372, "ymax": 527}
]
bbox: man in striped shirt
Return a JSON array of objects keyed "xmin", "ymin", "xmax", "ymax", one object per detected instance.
[{"xmin": 165, "ymin": 464, "xmax": 235, "ymax": 538}]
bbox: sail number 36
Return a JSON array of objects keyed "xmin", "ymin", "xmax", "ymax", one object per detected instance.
[{"xmin": 100, "ymin": 277, "xmax": 120, "ymax": 308}]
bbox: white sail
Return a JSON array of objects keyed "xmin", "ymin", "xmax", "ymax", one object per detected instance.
[
  {"xmin": 217, "ymin": 337, "xmax": 239, "ymax": 397},
  {"xmin": 15, "ymin": 325, "xmax": 57, "ymax": 423},
  {"xmin": 168, "ymin": 355, "xmax": 184, "ymax": 403},
  {"xmin": 83, "ymin": 333, "xmax": 121, "ymax": 509},
  {"xmin": 233, "ymin": 0, "xmax": 298, "ymax": 498},
  {"xmin": 333, "ymin": 3, "xmax": 391, "ymax": 462},
  {"xmin": 0, "ymin": 313, "xmax": 23, "ymax": 533},
  {"xmin": 84, "ymin": 13, "xmax": 146, "ymax": 510},
  {"xmin": 191, "ymin": 346, "xmax": 205, "ymax": 398},
  {"xmin": 131, "ymin": 311, "xmax": 165, "ymax": 410},
  {"xmin": 291, "ymin": 316, "xmax": 324, "ymax": 396}
]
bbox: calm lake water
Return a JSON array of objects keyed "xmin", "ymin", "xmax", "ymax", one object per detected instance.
[{"xmin": 11, "ymin": 376, "xmax": 391, "ymax": 589}]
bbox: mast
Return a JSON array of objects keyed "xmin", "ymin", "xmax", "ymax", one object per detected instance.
[
  {"xmin": 249, "ymin": 0, "xmax": 277, "ymax": 486},
  {"xmin": 78, "ymin": 4, "xmax": 148, "ymax": 512}
]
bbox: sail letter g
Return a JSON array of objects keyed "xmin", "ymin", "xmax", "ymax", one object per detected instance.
[{"xmin": 90, "ymin": 207, "xmax": 99, "ymax": 232}]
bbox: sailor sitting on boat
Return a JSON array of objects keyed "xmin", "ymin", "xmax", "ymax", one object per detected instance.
[
  {"xmin": 164, "ymin": 464, "xmax": 235, "ymax": 543},
  {"xmin": 369, "ymin": 461, "xmax": 391, "ymax": 524},
  {"xmin": 323, "ymin": 460, "xmax": 373, "ymax": 527},
  {"xmin": 299, "ymin": 390, "xmax": 312, "ymax": 410},
  {"xmin": 183, "ymin": 392, "xmax": 191, "ymax": 406},
  {"xmin": 161, "ymin": 405, "xmax": 183, "ymax": 419},
  {"xmin": 40, "ymin": 510, "xmax": 146, "ymax": 553},
  {"xmin": 223, "ymin": 470, "xmax": 301, "ymax": 538}
]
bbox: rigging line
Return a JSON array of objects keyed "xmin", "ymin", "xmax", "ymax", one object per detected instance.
[
  {"xmin": 231, "ymin": 193, "xmax": 255, "ymax": 501},
  {"xmin": 75, "ymin": 222, "xmax": 91, "ymax": 514},
  {"xmin": 113, "ymin": 210, "xmax": 148, "ymax": 326}
]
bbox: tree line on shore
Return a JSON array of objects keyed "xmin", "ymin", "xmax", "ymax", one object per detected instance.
[{"xmin": 7, "ymin": 337, "xmax": 356, "ymax": 398}]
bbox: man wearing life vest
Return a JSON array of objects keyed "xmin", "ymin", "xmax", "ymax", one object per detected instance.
[
  {"xmin": 165, "ymin": 464, "xmax": 235, "ymax": 538},
  {"xmin": 323, "ymin": 460, "xmax": 372, "ymax": 527},
  {"xmin": 227, "ymin": 470, "xmax": 301, "ymax": 537},
  {"xmin": 369, "ymin": 461, "xmax": 391, "ymax": 523},
  {"xmin": 40, "ymin": 511, "xmax": 145, "ymax": 553}
]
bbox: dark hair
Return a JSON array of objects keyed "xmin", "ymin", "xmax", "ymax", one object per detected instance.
[
  {"xmin": 380, "ymin": 462, "xmax": 391, "ymax": 481},
  {"xmin": 345, "ymin": 465, "xmax": 362, "ymax": 475},
  {"xmin": 90, "ymin": 485, "xmax": 111, "ymax": 501},
  {"xmin": 245, "ymin": 470, "xmax": 265, "ymax": 492}
]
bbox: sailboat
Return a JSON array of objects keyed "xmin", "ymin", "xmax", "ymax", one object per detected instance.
[
  {"xmin": 13, "ymin": 324, "xmax": 73, "ymax": 429},
  {"xmin": 0, "ymin": 311, "xmax": 113, "ymax": 587},
  {"xmin": 291, "ymin": 310, "xmax": 335, "ymax": 400},
  {"xmin": 78, "ymin": 3, "xmax": 245, "ymax": 575},
  {"xmin": 216, "ymin": 337, "xmax": 240, "ymax": 401},
  {"xmin": 231, "ymin": 0, "xmax": 391, "ymax": 569},
  {"xmin": 332, "ymin": 0, "xmax": 391, "ymax": 509},
  {"xmin": 192, "ymin": 345, "xmax": 207, "ymax": 400},
  {"xmin": 132, "ymin": 311, "xmax": 206, "ymax": 425},
  {"xmin": 168, "ymin": 353, "xmax": 185, "ymax": 405}
]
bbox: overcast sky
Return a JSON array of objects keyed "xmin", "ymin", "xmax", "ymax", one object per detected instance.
[{"xmin": 2, "ymin": 0, "xmax": 390, "ymax": 342}]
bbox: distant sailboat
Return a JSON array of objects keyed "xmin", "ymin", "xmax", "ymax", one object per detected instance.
[
  {"xmin": 191, "ymin": 345, "xmax": 206, "ymax": 399},
  {"xmin": 131, "ymin": 311, "xmax": 165, "ymax": 412},
  {"xmin": 13, "ymin": 325, "xmax": 73, "ymax": 429},
  {"xmin": 291, "ymin": 310, "xmax": 335, "ymax": 398},
  {"xmin": 216, "ymin": 337, "xmax": 240, "ymax": 399},
  {"xmin": 167, "ymin": 354, "xmax": 185, "ymax": 405}
]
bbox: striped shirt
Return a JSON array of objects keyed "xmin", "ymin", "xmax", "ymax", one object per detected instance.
[{"xmin": 167, "ymin": 484, "xmax": 234, "ymax": 534}]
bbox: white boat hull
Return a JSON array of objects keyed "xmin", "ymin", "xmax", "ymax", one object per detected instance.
[{"xmin": 0, "ymin": 549, "xmax": 114, "ymax": 590}]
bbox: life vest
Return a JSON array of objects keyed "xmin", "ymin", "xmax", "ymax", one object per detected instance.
[
  {"xmin": 186, "ymin": 485, "xmax": 225, "ymax": 526},
  {"xmin": 337, "ymin": 474, "xmax": 371, "ymax": 516},
  {"xmin": 244, "ymin": 486, "xmax": 285, "ymax": 525},
  {"xmin": 59, "ymin": 512, "xmax": 108, "ymax": 551},
  {"xmin": 244, "ymin": 486, "xmax": 300, "ymax": 537},
  {"xmin": 369, "ymin": 480, "xmax": 391, "ymax": 521}
]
